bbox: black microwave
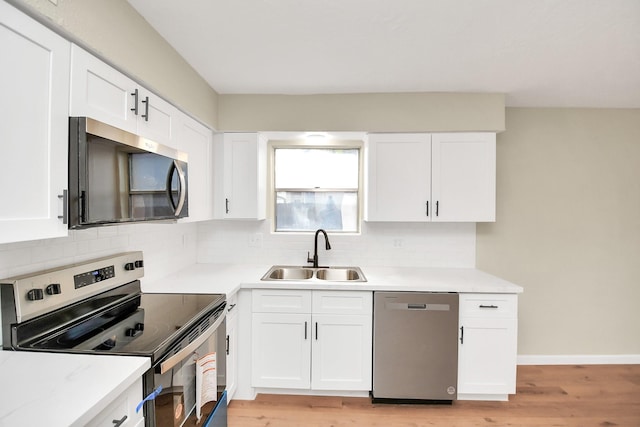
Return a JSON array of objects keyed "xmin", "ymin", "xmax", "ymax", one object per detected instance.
[{"xmin": 68, "ymin": 117, "xmax": 188, "ymax": 229}]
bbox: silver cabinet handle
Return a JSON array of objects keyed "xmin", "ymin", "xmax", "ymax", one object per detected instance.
[
  {"xmin": 57, "ymin": 190, "xmax": 68, "ymax": 224},
  {"xmin": 131, "ymin": 89, "xmax": 139, "ymax": 115},
  {"xmin": 141, "ymin": 96, "xmax": 149, "ymax": 121}
]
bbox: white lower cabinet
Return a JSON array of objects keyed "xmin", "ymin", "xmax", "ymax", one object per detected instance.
[
  {"xmin": 311, "ymin": 313, "xmax": 372, "ymax": 390},
  {"xmin": 251, "ymin": 290, "xmax": 372, "ymax": 392},
  {"xmin": 252, "ymin": 311, "xmax": 311, "ymax": 389},
  {"xmin": 457, "ymin": 293, "xmax": 518, "ymax": 401},
  {"xmin": 226, "ymin": 292, "xmax": 239, "ymax": 400},
  {"xmin": 87, "ymin": 377, "xmax": 143, "ymax": 426}
]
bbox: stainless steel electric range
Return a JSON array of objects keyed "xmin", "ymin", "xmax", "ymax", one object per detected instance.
[{"xmin": 0, "ymin": 252, "xmax": 227, "ymax": 427}]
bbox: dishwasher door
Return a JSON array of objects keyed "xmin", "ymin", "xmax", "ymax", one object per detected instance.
[{"xmin": 373, "ymin": 292, "xmax": 459, "ymax": 402}]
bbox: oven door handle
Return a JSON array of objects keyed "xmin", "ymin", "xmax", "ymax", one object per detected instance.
[{"xmin": 160, "ymin": 309, "xmax": 226, "ymax": 375}]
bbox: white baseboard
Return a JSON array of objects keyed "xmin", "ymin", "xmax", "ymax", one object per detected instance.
[{"xmin": 517, "ymin": 354, "xmax": 640, "ymax": 365}]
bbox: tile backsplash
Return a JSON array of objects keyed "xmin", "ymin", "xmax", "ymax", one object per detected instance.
[
  {"xmin": 0, "ymin": 222, "xmax": 199, "ymax": 282},
  {"xmin": 197, "ymin": 220, "xmax": 476, "ymax": 268},
  {"xmin": 1, "ymin": 219, "xmax": 475, "ymax": 282}
]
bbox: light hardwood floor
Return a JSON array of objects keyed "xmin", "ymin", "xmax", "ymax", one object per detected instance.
[{"xmin": 228, "ymin": 365, "xmax": 640, "ymax": 426}]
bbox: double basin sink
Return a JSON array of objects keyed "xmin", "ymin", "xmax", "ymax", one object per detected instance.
[{"xmin": 261, "ymin": 265, "xmax": 366, "ymax": 282}]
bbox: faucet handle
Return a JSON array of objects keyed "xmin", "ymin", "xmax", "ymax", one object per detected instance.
[{"xmin": 306, "ymin": 251, "xmax": 314, "ymax": 265}]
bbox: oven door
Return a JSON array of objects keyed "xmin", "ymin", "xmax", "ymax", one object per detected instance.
[{"xmin": 146, "ymin": 312, "xmax": 226, "ymax": 427}]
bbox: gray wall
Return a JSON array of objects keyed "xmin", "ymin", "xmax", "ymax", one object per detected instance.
[
  {"xmin": 477, "ymin": 108, "xmax": 640, "ymax": 356},
  {"xmin": 218, "ymin": 93, "xmax": 505, "ymax": 132}
]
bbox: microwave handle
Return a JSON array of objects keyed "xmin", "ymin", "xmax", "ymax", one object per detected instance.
[
  {"xmin": 166, "ymin": 161, "xmax": 187, "ymax": 216},
  {"xmin": 159, "ymin": 308, "xmax": 225, "ymax": 375}
]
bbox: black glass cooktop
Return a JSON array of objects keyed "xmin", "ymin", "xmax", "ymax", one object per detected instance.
[{"xmin": 14, "ymin": 281, "xmax": 225, "ymax": 361}]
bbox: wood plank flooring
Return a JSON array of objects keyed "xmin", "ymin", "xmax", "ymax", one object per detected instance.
[{"xmin": 228, "ymin": 365, "xmax": 640, "ymax": 427}]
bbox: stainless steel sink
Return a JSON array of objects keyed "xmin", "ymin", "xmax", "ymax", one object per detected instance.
[
  {"xmin": 264, "ymin": 267, "xmax": 314, "ymax": 280},
  {"xmin": 316, "ymin": 268, "xmax": 362, "ymax": 281},
  {"xmin": 261, "ymin": 265, "xmax": 366, "ymax": 282}
]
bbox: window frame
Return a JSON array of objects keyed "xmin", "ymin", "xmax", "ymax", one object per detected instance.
[{"xmin": 268, "ymin": 139, "xmax": 364, "ymax": 234}]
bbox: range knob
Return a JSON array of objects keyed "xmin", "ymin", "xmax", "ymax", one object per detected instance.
[
  {"xmin": 134, "ymin": 260, "xmax": 144, "ymax": 269},
  {"xmin": 124, "ymin": 262, "xmax": 135, "ymax": 271},
  {"xmin": 26, "ymin": 289, "xmax": 44, "ymax": 301},
  {"xmin": 125, "ymin": 323, "xmax": 145, "ymax": 337},
  {"xmin": 97, "ymin": 336, "xmax": 117, "ymax": 350},
  {"xmin": 46, "ymin": 283, "xmax": 62, "ymax": 295}
]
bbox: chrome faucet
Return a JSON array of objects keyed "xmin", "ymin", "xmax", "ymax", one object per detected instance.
[{"xmin": 307, "ymin": 229, "xmax": 331, "ymax": 268}]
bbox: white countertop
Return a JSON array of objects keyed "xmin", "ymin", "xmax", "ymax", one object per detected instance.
[
  {"xmin": 142, "ymin": 263, "xmax": 523, "ymax": 295},
  {"xmin": 0, "ymin": 351, "xmax": 150, "ymax": 427}
]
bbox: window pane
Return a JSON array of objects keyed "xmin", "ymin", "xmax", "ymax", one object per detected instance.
[
  {"xmin": 275, "ymin": 148, "xmax": 359, "ymax": 189},
  {"xmin": 275, "ymin": 191, "xmax": 358, "ymax": 232}
]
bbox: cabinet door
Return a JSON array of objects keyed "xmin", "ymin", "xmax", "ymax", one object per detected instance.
[
  {"xmin": 0, "ymin": 2, "xmax": 70, "ymax": 244},
  {"xmin": 216, "ymin": 133, "xmax": 266, "ymax": 219},
  {"xmin": 431, "ymin": 133, "xmax": 496, "ymax": 222},
  {"xmin": 311, "ymin": 314, "xmax": 372, "ymax": 391},
  {"xmin": 70, "ymin": 44, "xmax": 138, "ymax": 134},
  {"xmin": 225, "ymin": 295, "xmax": 239, "ymax": 400},
  {"xmin": 458, "ymin": 316, "xmax": 517, "ymax": 397},
  {"xmin": 70, "ymin": 45, "xmax": 177, "ymax": 148},
  {"xmin": 251, "ymin": 313, "xmax": 311, "ymax": 389},
  {"xmin": 176, "ymin": 116, "xmax": 212, "ymax": 222},
  {"xmin": 86, "ymin": 378, "xmax": 143, "ymax": 426},
  {"xmin": 136, "ymin": 89, "xmax": 177, "ymax": 147},
  {"xmin": 365, "ymin": 133, "xmax": 431, "ymax": 222}
]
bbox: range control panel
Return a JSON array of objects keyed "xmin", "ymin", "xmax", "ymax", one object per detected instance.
[
  {"xmin": 74, "ymin": 265, "xmax": 116, "ymax": 289},
  {"xmin": 0, "ymin": 251, "xmax": 144, "ymax": 323}
]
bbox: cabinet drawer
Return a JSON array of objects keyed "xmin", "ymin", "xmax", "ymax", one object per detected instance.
[
  {"xmin": 312, "ymin": 291, "xmax": 373, "ymax": 315},
  {"xmin": 459, "ymin": 294, "xmax": 517, "ymax": 318},
  {"xmin": 252, "ymin": 289, "xmax": 311, "ymax": 313},
  {"xmin": 87, "ymin": 378, "xmax": 143, "ymax": 427}
]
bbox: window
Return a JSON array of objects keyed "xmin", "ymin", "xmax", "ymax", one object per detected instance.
[{"xmin": 273, "ymin": 146, "xmax": 360, "ymax": 232}]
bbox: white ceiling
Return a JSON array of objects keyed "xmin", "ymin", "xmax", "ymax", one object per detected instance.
[{"xmin": 127, "ymin": 0, "xmax": 640, "ymax": 108}]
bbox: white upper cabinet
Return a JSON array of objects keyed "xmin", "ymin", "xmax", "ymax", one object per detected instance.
[
  {"xmin": 176, "ymin": 116, "xmax": 213, "ymax": 222},
  {"xmin": 213, "ymin": 133, "xmax": 266, "ymax": 220},
  {"xmin": 431, "ymin": 133, "xmax": 496, "ymax": 222},
  {"xmin": 365, "ymin": 133, "xmax": 432, "ymax": 221},
  {"xmin": 70, "ymin": 45, "xmax": 178, "ymax": 147},
  {"xmin": 0, "ymin": 2, "xmax": 70, "ymax": 244},
  {"xmin": 365, "ymin": 132, "xmax": 496, "ymax": 222}
]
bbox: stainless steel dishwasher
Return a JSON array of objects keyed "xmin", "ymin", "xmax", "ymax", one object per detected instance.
[{"xmin": 372, "ymin": 292, "xmax": 459, "ymax": 402}]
